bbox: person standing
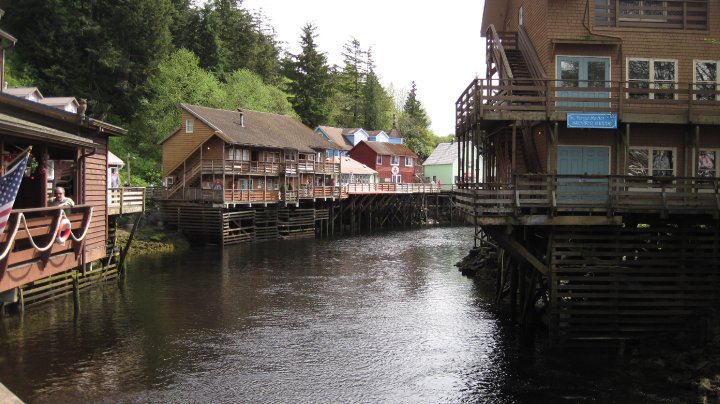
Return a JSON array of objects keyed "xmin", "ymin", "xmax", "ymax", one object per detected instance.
[{"xmin": 49, "ymin": 187, "xmax": 75, "ymax": 207}]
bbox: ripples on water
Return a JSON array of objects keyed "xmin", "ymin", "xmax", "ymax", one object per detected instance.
[{"xmin": 0, "ymin": 226, "xmax": 691, "ymax": 403}]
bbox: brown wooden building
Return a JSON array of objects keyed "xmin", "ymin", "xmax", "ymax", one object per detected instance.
[
  {"xmin": 0, "ymin": 10, "xmax": 143, "ymax": 311},
  {"xmin": 161, "ymin": 104, "xmax": 342, "ymax": 206},
  {"xmin": 456, "ymin": 0, "xmax": 720, "ymax": 344}
]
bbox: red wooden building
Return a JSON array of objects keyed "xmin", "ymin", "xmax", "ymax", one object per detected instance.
[{"xmin": 348, "ymin": 141, "xmax": 418, "ymax": 184}]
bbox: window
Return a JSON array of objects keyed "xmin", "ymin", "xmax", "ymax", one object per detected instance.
[
  {"xmin": 698, "ymin": 149, "xmax": 720, "ymax": 177},
  {"xmin": 264, "ymin": 152, "xmax": 280, "ymax": 163},
  {"xmin": 404, "ymin": 157, "xmax": 413, "ymax": 167},
  {"xmin": 628, "ymin": 147, "xmax": 675, "ymax": 176},
  {"xmin": 376, "ymin": 155, "xmax": 383, "ymax": 165},
  {"xmin": 284, "ymin": 151, "xmax": 296, "ymax": 161},
  {"xmin": 627, "ymin": 58, "xmax": 677, "ymax": 100},
  {"xmin": 185, "ymin": 119, "xmax": 194, "ymax": 133},
  {"xmin": 390, "ymin": 156, "xmax": 400, "ymax": 165},
  {"xmin": 392, "ymin": 174, "xmax": 402, "ymax": 183},
  {"xmin": 238, "ymin": 178, "xmax": 251, "ymax": 190},
  {"xmin": 695, "ymin": 61, "xmax": 718, "ymax": 101},
  {"xmin": 619, "ymin": 1, "xmax": 666, "ymax": 22},
  {"xmin": 227, "ymin": 148, "xmax": 250, "ymax": 161}
]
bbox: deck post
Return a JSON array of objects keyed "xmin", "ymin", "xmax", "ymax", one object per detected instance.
[{"xmin": 72, "ymin": 270, "xmax": 80, "ymax": 314}]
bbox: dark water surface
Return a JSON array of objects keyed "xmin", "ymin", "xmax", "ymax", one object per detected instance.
[{"xmin": 0, "ymin": 227, "xmax": 690, "ymax": 403}]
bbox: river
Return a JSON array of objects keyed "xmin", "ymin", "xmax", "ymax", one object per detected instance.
[{"xmin": 0, "ymin": 227, "xmax": 692, "ymax": 403}]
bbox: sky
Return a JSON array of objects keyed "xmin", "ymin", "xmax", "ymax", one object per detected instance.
[{"xmin": 241, "ymin": 0, "xmax": 486, "ymax": 137}]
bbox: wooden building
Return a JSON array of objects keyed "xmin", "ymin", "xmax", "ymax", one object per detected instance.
[
  {"xmin": 0, "ymin": 10, "xmax": 143, "ymax": 311},
  {"xmin": 348, "ymin": 141, "xmax": 419, "ymax": 184},
  {"xmin": 455, "ymin": 0, "xmax": 720, "ymax": 344},
  {"xmin": 161, "ymin": 104, "xmax": 341, "ymax": 206}
]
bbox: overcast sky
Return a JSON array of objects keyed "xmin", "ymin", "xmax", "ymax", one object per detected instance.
[{"xmin": 241, "ymin": 0, "xmax": 486, "ymax": 136}]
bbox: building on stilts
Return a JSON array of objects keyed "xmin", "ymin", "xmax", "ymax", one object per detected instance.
[
  {"xmin": 0, "ymin": 9, "xmax": 144, "ymax": 314},
  {"xmin": 455, "ymin": 0, "xmax": 720, "ymax": 345},
  {"xmin": 157, "ymin": 104, "xmax": 450, "ymax": 244}
]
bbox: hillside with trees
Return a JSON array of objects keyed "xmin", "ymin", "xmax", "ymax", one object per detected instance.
[{"xmin": 0, "ymin": 0, "xmax": 442, "ymax": 184}]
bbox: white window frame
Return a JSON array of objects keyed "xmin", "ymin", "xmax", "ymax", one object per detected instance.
[
  {"xmin": 697, "ymin": 148, "xmax": 720, "ymax": 177},
  {"xmin": 628, "ymin": 146, "xmax": 676, "ymax": 177},
  {"xmin": 404, "ymin": 156, "xmax": 413, "ymax": 167},
  {"xmin": 626, "ymin": 58, "xmax": 677, "ymax": 100},
  {"xmin": 694, "ymin": 60, "xmax": 719, "ymax": 101},
  {"xmin": 392, "ymin": 174, "xmax": 402, "ymax": 183},
  {"xmin": 376, "ymin": 154, "xmax": 383, "ymax": 165},
  {"xmin": 185, "ymin": 119, "xmax": 194, "ymax": 133},
  {"xmin": 390, "ymin": 156, "xmax": 400, "ymax": 166}
]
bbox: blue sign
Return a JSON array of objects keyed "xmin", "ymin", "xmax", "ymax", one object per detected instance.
[{"xmin": 567, "ymin": 112, "xmax": 618, "ymax": 129}]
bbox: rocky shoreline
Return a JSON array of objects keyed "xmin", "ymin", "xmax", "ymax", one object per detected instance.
[
  {"xmin": 116, "ymin": 225, "xmax": 190, "ymax": 256},
  {"xmin": 455, "ymin": 248, "xmax": 720, "ymax": 401}
]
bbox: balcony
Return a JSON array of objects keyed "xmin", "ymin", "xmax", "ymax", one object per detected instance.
[
  {"xmin": 0, "ymin": 206, "xmax": 93, "ymax": 293},
  {"xmin": 108, "ymin": 187, "xmax": 145, "ymax": 215},
  {"xmin": 455, "ymin": 174, "xmax": 720, "ymax": 225},
  {"xmin": 456, "ymin": 79, "xmax": 720, "ymax": 132},
  {"xmin": 202, "ymin": 160, "xmax": 283, "ymax": 176}
]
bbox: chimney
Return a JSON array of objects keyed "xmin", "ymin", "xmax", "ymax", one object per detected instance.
[{"xmin": 238, "ymin": 108, "xmax": 244, "ymax": 127}]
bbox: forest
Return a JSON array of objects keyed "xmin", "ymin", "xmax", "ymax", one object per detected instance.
[{"xmin": 0, "ymin": 0, "xmax": 450, "ymax": 185}]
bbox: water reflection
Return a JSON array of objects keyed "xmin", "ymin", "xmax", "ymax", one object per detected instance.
[{"xmin": 0, "ymin": 226, "xmax": 689, "ymax": 403}]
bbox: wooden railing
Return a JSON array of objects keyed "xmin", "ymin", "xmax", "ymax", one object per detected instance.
[
  {"xmin": 202, "ymin": 160, "xmax": 283, "ymax": 176},
  {"xmin": 456, "ymin": 78, "xmax": 720, "ymax": 129},
  {"xmin": 0, "ymin": 205, "xmax": 93, "ymax": 293},
  {"xmin": 593, "ymin": 0, "xmax": 707, "ymax": 30},
  {"xmin": 346, "ymin": 183, "xmax": 441, "ymax": 194},
  {"xmin": 455, "ymin": 174, "xmax": 720, "ymax": 217},
  {"xmin": 108, "ymin": 187, "xmax": 145, "ymax": 215}
]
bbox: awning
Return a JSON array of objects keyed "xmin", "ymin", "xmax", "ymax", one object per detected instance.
[{"xmin": 0, "ymin": 112, "xmax": 95, "ymax": 148}]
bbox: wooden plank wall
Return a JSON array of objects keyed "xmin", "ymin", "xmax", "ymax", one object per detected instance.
[
  {"xmin": 82, "ymin": 136, "xmax": 108, "ymax": 263},
  {"xmin": 549, "ymin": 224, "xmax": 720, "ymax": 344}
]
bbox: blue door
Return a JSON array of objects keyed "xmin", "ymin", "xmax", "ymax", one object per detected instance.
[
  {"xmin": 557, "ymin": 146, "xmax": 610, "ymax": 203},
  {"xmin": 556, "ymin": 57, "xmax": 610, "ymax": 109}
]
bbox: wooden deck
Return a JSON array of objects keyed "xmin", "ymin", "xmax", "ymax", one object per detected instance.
[
  {"xmin": 108, "ymin": 187, "xmax": 146, "ymax": 215},
  {"xmin": 455, "ymin": 174, "xmax": 720, "ymax": 224},
  {"xmin": 456, "ymin": 78, "xmax": 720, "ymax": 130},
  {"xmin": 0, "ymin": 206, "xmax": 93, "ymax": 293}
]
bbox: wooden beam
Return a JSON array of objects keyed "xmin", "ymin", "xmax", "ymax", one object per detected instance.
[{"xmin": 484, "ymin": 226, "xmax": 548, "ymax": 275}]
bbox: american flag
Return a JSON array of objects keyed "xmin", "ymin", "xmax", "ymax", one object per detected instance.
[{"xmin": 0, "ymin": 153, "xmax": 29, "ymax": 234}]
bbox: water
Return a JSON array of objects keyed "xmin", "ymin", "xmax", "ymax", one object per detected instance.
[{"xmin": 0, "ymin": 227, "xmax": 694, "ymax": 403}]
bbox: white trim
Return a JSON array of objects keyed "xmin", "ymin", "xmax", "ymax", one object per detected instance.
[
  {"xmin": 376, "ymin": 154, "xmax": 383, "ymax": 165},
  {"xmin": 628, "ymin": 146, "xmax": 677, "ymax": 177},
  {"xmin": 404, "ymin": 156, "xmax": 413, "ymax": 167},
  {"xmin": 185, "ymin": 119, "xmax": 194, "ymax": 133},
  {"xmin": 626, "ymin": 57, "xmax": 678, "ymax": 100},
  {"xmin": 693, "ymin": 59, "xmax": 719, "ymax": 101},
  {"xmin": 390, "ymin": 155, "xmax": 400, "ymax": 166}
]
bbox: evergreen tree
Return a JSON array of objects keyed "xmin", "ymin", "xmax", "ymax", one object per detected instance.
[
  {"xmin": 399, "ymin": 81, "xmax": 435, "ymax": 160},
  {"xmin": 284, "ymin": 23, "xmax": 333, "ymax": 127},
  {"xmin": 362, "ymin": 70, "xmax": 393, "ymax": 131}
]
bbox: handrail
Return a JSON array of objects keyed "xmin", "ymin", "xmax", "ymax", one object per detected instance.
[
  {"xmin": 457, "ymin": 78, "xmax": 720, "ymax": 122},
  {"xmin": 486, "ymin": 25, "xmax": 514, "ymax": 81},
  {"xmin": 454, "ymin": 174, "xmax": 720, "ymax": 216}
]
